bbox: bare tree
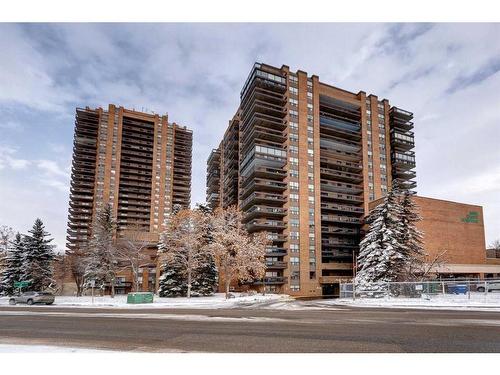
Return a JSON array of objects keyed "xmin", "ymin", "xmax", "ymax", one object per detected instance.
[
  {"xmin": 67, "ymin": 247, "xmax": 87, "ymax": 296},
  {"xmin": 159, "ymin": 209, "xmax": 211, "ymax": 298},
  {"xmin": 209, "ymin": 206, "xmax": 267, "ymax": 298},
  {"xmin": 0, "ymin": 225, "xmax": 14, "ymax": 272},
  {"xmin": 116, "ymin": 227, "xmax": 152, "ymax": 292},
  {"xmin": 84, "ymin": 204, "xmax": 119, "ymax": 297}
]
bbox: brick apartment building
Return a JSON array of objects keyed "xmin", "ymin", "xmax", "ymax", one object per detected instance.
[
  {"xmin": 65, "ymin": 104, "xmax": 192, "ymax": 294},
  {"xmin": 206, "ymin": 62, "xmax": 418, "ymax": 297}
]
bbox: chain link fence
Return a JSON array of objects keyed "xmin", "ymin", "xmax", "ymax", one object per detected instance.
[{"xmin": 340, "ymin": 278, "xmax": 500, "ymax": 303}]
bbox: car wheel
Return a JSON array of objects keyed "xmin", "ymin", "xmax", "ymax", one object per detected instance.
[
  {"xmin": 46, "ymin": 302, "xmax": 53, "ymax": 305},
  {"xmin": 9, "ymin": 299, "xmax": 16, "ymax": 305},
  {"xmin": 477, "ymin": 287, "xmax": 485, "ymax": 292},
  {"xmin": 27, "ymin": 299, "xmax": 34, "ymax": 305}
]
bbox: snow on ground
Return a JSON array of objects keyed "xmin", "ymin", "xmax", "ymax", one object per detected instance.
[
  {"xmin": 1, "ymin": 292, "xmax": 499, "ymax": 311},
  {"xmin": 322, "ymin": 292, "xmax": 500, "ymax": 311},
  {"xmin": 0, "ymin": 344, "xmax": 115, "ymax": 353},
  {"xmin": 0, "ymin": 293, "xmax": 293, "ymax": 309}
]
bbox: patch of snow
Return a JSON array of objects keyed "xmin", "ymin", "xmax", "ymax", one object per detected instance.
[
  {"xmin": 323, "ymin": 292, "xmax": 500, "ymax": 311},
  {"xmin": 0, "ymin": 344, "xmax": 115, "ymax": 353},
  {"xmin": 0, "ymin": 293, "xmax": 292, "ymax": 309}
]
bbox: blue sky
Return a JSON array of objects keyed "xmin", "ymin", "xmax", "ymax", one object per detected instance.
[{"xmin": 0, "ymin": 23, "xmax": 499, "ymax": 250}]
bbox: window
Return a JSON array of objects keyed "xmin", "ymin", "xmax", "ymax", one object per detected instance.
[
  {"xmin": 290, "ymin": 181, "xmax": 299, "ymax": 191},
  {"xmin": 308, "ymin": 196, "xmax": 315, "ymax": 204},
  {"xmin": 290, "ymin": 193, "xmax": 299, "ymax": 202},
  {"xmin": 290, "ymin": 244, "xmax": 299, "ymax": 253},
  {"xmin": 290, "ymin": 257, "xmax": 300, "ymax": 266},
  {"xmin": 289, "ymin": 86, "xmax": 298, "ymax": 95},
  {"xmin": 290, "ymin": 285, "xmax": 300, "ymax": 291},
  {"xmin": 290, "ymin": 121, "xmax": 298, "ymax": 131},
  {"xmin": 290, "ymin": 218, "xmax": 299, "ymax": 227},
  {"xmin": 290, "ymin": 232, "xmax": 299, "ymax": 240},
  {"xmin": 290, "ymin": 169, "xmax": 299, "ymax": 178},
  {"xmin": 289, "ymin": 75, "xmax": 298, "ymax": 84},
  {"xmin": 289, "ymin": 98, "xmax": 298, "ymax": 106},
  {"xmin": 290, "ymin": 206, "xmax": 299, "ymax": 215},
  {"xmin": 307, "ymin": 92, "xmax": 313, "ymax": 99},
  {"xmin": 290, "ymin": 145, "xmax": 298, "ymax": 154},
  {"xmin": 290, "ymin": 134, "xmax": 298, "ymax": 143}
]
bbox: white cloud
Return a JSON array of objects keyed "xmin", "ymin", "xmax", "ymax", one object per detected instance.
[{"xmin": 0, "ymin": 23, "xmax": 499, "ymax": 246}]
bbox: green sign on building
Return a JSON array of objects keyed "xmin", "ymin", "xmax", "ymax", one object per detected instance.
[{"xmin": 461, "ymin": 211, "xmax": 480, "ymax": 224}]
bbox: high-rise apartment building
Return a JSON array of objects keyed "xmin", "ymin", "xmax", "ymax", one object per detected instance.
[
  {"xmin": 207, "ymin": 63, "xmax": 416, "ymax": 297},
  {"xmin": 67, "ymin": 104, "xmax": 192, "ymax": 280}
]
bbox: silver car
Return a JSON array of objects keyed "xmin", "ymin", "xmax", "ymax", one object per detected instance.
[
  {"xmin": 476, "ymin": 281, "xmax": 500, "ymax": 292},
  {"xmin": 9, "ymin": 291, "xmax": 55, "ymax": 305}
]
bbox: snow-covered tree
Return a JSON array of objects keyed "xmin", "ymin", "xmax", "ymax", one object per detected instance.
[
  {"xmin": 158, "ymin": 209, "xmax": 212, "ymax": 298},
  {"xmin": 158, "ymin": 261, "xmax": 187, "ymax": 297},
  {"xmin": 0, "ymin": 233, "xmax": 25, "ymax": 295},
  {"xmin": 209, "ymin": 206, "xmax": 267, "ymax": 298},
  {"xmin": 66, "ymin": 246, "xmax": 88, "ymax": 297},
  {"xmin": 399, "ymin": 187, "xmax": 426, "ymax": 280},
  {"xmin": 355, "ymin": 183, "xmax": 407, "ymax": 289},
  {"xmin": 22, "ymin": 219, "xmax": 56, "ymax": 291},
  {"xmin": 116, "ymin": 226, "xmax": 152, "ymax": 292},
  {"xmin": 191, "ymin": 251, "xmax": 218, "ymax": 296},
  {"xmin": 84, "ymin": 204, "xmax": 118, "ymax": 297},
  {"xmin": 0, "ymin": 226, "xmax": 14, "ymax": 284}
]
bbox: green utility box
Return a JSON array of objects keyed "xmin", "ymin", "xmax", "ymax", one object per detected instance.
[{"xmin": 127, "ymin": 292, "xmax": 154, "ymax": 304}]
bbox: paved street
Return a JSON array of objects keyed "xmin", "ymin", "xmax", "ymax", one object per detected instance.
[{"xmin": 0, "ymin": 304, "xmax": 499, "ymax": 352}]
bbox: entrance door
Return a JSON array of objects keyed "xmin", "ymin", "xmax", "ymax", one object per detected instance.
[{"xmin": 322, "ymin": 283, "xmax": 340, "ymax": 298}]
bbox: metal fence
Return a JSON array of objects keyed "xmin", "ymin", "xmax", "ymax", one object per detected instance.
[{"xmin": 339, "ymin": 278, "xmax": 500, "ymax": 302}]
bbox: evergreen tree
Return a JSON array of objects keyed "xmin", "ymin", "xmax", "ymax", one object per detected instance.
[
  {"xmin": 191, "ymin": 252, "xmax": 218, "ymax": 296},
  {"xmin": 158, "ymin": 260, "xmax": 188, "ymax": 297},
  {"xmin": 355, "ymin": 183, "xmax": 407, "ymax": 289},
  {"xmin": 0, "ymin": 233, "xmax": 25, "ymax": 295},
  {"xmin": 399, "ymin": 187, "xmax": 426, "ymax": 280},
  {"xmin": 22, "ymin": 219, "xmax": 55, "ymax": 291}
]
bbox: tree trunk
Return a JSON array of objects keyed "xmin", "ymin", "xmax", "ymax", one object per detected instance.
[
  {"xmin": 225, "ymin": 279, "xmax": 230, "ymax": 299},
  {"xmin": 111, "ymin": 276, "xmax": 115, "ymax": 298},
  {"xmin": 187, "ymin": 269, "xmax": 191, "ymax": 298}
]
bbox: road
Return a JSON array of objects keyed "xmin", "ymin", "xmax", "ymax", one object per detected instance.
[{"xmin": 0, "ymin": 304, "xmax": 499, "ymax": 352}]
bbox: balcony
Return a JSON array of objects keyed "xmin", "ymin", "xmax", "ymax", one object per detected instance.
[
  {"xmin": 321, "ymin": 226, "xmax": 360, "ymax": 235},
  {"xmin": 265, "ymin": 247, "xmax": 287, "ymax": 257},
  {"xmin": 244, "ymin": 206, "xmax": 287, "ymax": 220},
  {"xmin": 320, "ymin": 167, "xmax": 363, "ymax": 183},
  {"xmin": 319, "ymin": 276, "xmax": 353, "ymax": 284},
  {"xmin": 321, "ymin": 203, "xmax": 364, "ymax": 214},
  {"xmin": 390, "ymin": 132, "xmax": 415, "ymax": 150},
  {"xmin": 246, "ymin": 219, "xmax": 286, "ymax": 232},
  {"xmin": 321, "ymin": 215, "xmax": 362, "ymax": 224},
  {"xmin": 241, "ymin": 192, "xmax": 286, "ymax": 210},
  {"xmin": 253, "ymin": 277, "xmax": 288, "ymax": 285},
  {"xmin": 320, "ymin": 191, "xmax": 363, "ymax": 203},
  {"xmin": 392, "ymin": 156, "xmax": 416, "ymax": 170},
  {"xmin": 265, "ymin": 261, "xmax": 287, "ymax": 269}
]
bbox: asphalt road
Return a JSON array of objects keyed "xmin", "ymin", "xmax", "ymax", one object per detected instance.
[{"xmin": 0, "ymin": 304, "xmax": 499, "ymax": 352}]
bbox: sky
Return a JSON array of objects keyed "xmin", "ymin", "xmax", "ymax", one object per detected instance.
[{"xmin": 0, "ymin": 23, "xmax": 499, "ymax": 251}]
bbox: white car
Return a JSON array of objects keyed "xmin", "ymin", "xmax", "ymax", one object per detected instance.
[{"xmin": 476, "ymin": 281, "xmax": 500, "ymax": 292}]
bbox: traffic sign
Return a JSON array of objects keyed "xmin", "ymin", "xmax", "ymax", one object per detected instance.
[{"xmin": 14, "ymin": 281, "xmax": 30, "ymax": 288}]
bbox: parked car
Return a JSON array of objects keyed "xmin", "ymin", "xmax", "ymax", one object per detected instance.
[
  {"xmin": 9, "ymin": 291, "xmax": 55, "ymax": 305},
  {"xmin": 476, "ymin": 281, "xmax": 500, "ymax": 293}
]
